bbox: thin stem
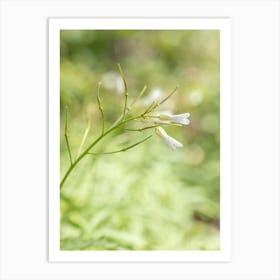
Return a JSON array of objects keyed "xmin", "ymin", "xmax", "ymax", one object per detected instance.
[
  {"xmin": 108, "ymin": 113, "xmax": 141, "ymax": 131},
  {"xmin": 60, "ymin": 130, "xmax": 111, "ymax": 189},
  {"xmin": 64, "ymin": 105, "xmax": 73, "ymax": 165},
  {"xmin": 60, "ymin": 82, "xmax": 179, "ymax": 190},
  {"xmin": 127, "ymin": 85, "xmax": 147, "ymax": 111},
  {"xmin": 145, "ymin": 86, "xmax": 179, "ymax": 114},
  {"xmin": 143, "ymin": 115, "xmax": 160, "ymax": 119},
  {"xmin": 159, "ymin": 85, "xmax": 178, "ymax": 106},
  {"xmin": 125, "ymin": 125, "xmax": 161, "ymax": 132},
  {"xmin": 76, "ymin": 117, "xmax": 91, "ymax": 160},
  {"xmin": 97, "ymin": 82, "xmax": 105, "ymax": 135},
  {"xmin": 125, "ymin": 122, "xmax": 181, "ymax": 132},
  {"xmin": 117, "ymin": 63, "xmax": 128, "ymax": 120},
  {"xmin": 60, "ymin": 114, "xmax": 143, "ymax": 190},
  {"xmin": 142, "ymin": 100, "xmax": 158, "ymax": 115},
  {"xmin": 88, "ymin": 135, "xmax": 152, "ymax": 155}
]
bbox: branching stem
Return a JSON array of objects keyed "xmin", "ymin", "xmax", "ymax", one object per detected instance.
[
  {"xmin": 144, "ymin": 86, "xmax": 179, "ymax": 114},
  {"xmin": 60, "ymin": 67, "xmax": 179, "ymax": 191},
  {"xmin": 87, "ymin": 135, "xmax": 152, "ymax": 155},
  {"xmin": 60, "ymin": 114, "xmax": 142, "ymax": 190},
  {"xmin": 76, "ymin": 117, "xmax": 91, "ymax": 160},
  {"xmin": 97, "ymin": 82, "xmax": 105, "ymax": 135},
  {"xmin": 127, "ymin": 85, "xmax": 147, "ymax": 111},
  {"xmin": 117, "ymin": 63, "xmax": 128, "ymax": 120},
  {"xmin": 64, "ymin": 105, "xmax": 73, "ymax": 165},
  {"xmin": 125, "ymin": 125, "xmax": 161, "ymax": 132}
]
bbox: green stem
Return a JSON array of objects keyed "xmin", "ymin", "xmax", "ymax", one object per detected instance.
[
  {"xmin": 125, "ymin": 125, "xmax": 161, "ymax": 132},
  {"xmin": 97, "ymin": 82, "xmax": 105, "ymax": 135},
  {"xmin": 117, "ymin": 63, "xmax": 128, "ymax": 120},
  {"xmin": 127, "ymin": 85, "xmax": 147, "ymax": 111},
  {"xmin": 88, "ymin": 135, "xmax": 152, "ymax": 155},
  {"xmin": 60, "ymin": 84, "xmax": 178, "ymax": 190},
  {"xmin": 145, "ymin": 86, "xmax": 179, "ymax": 114},
  {"xmin": 60, "ymin": 115, "xmax": 141, "ymax": 190},
  {"xmin": 76, "ymin": 117, "xmax": 91, "ymax": 160},
  {"xmin": 64, "ymin": 105, "xmax": 73, "ymax": 165}
]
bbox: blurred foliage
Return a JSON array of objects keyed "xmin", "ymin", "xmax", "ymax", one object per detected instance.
[{"xmin": 60, "ymin": 30, "xmax": 220, "ymax": 250}]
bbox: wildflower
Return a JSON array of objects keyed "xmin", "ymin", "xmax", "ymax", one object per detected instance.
[
  {"xmin": 155, "ymin": 127, "xmax": 183, "ymax": 150},
  {"xmin": 159, "ymin": 113, "xmax": 190, "ymax": 125}
]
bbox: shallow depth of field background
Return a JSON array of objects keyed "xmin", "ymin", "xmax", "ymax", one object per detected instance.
[{"xmin": 60, "ymin": 30, "xmax": 220, "ymax": 250}]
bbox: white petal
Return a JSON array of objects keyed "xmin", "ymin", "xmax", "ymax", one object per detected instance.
[
  {"xmin": 155, "ymin": 127, "xmax": 168, "ymax": 138},
  {"xmin": 175, "ymin": 113, "xmax": 190, "ymax": 118},
  {"xmin": 155, "ymin": 127, "xmax": 183, "ymax": 150},
  {"xmin": 171, "ymin": 116, "xmax": 190, "ymax": 125},
  {"xmin": 167, "ymin": 113, "xmax": 191, "ymax": 125},
  {"xmin": 154, "ymin": 119, "xmax": 170, "ymax": 124},
  {"xmin": 164, "ymin": 135, "xmax": 183, "ymax": 150}
]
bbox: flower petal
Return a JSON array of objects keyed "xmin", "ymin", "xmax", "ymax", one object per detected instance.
[
  {"xmin": 159, "ymin": 112, "xmax": 190, "ymax": 125},
  {"xmin": 164, "ymin": 135, "xmax": 183, "ymax": 150},
  {"xmin": 155, "ymin": 127, "xmax": 183, "ymax": 150}
]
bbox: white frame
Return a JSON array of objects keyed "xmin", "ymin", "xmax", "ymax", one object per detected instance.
[
  {"xmin": 0, "ymin": 0, "xmax": 279, "ymax": 279},
  {"xmin": 49, "ymin": 18, "xmax": 231, "ymax": 262}
]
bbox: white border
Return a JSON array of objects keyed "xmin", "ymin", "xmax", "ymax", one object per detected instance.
[
  {"xmin": 49, "ymin": 18, "xmax": 231, "ymax": 262},
  {"xmin": 1, "ymin": 0, "xmax": 279, "ymax": 279}
]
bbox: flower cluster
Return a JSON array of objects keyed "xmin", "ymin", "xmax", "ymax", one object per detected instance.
[
  {"xmin": 134, "ymin": 88, "xmax": 190, "ymax": 150},
  {"xmin": 124, "ymin": 87, "xmax": 191, "ymax": 151},
  {"xmin": 149, "ymin": 113, "xmax": 190, "ymax": 150}
]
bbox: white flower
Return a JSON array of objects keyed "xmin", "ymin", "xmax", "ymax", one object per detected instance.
[
  {"xmin": 155, "ymin": 127, "xmax": 183, "ymax": 151},
  {"xmin": 159, "ymin": 113, "xmax": 190, "ymax": 125}
]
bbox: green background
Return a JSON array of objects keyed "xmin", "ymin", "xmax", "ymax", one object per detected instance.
[{"xmin": 60, "ymin": 30, "xmax": 220, "ymax": 250}]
